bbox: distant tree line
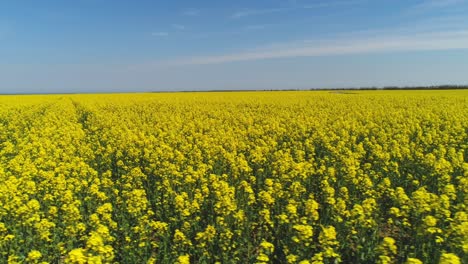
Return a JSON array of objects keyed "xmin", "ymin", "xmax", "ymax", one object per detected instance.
[
  {"xmin": 310, "ymin": 85, "xmax": 468, "ymax": 91},
  {"xmin": 150, "ymin": 85, "xmax": 468, "ymax": 93}
]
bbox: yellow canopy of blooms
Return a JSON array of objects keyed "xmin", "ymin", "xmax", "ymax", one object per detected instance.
[{"xmin": 0, "ymin": 90, "xmax": 466, "ymax": 263}]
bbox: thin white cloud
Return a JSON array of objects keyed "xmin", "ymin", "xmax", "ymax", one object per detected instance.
[
  {"xmin": 182, "ymin": 8, "xmax": 200, "ymax": 16},
  {"xmin": 151, "ymin": 32, "xmax": 169, "ymax": 37},
  {"xmin": 231, "ymin": 0, "xmax": 367, "ymax": 19},
  {"xmin": 416, "ymin": 0, "xmax": 466, "ymax": 8},
  {"xmin": 406, "ymin": 0, "xmax": 467, "ymax": 13},
  {"xmin": 231, "ymin": 8, "xmax": 291, "ymax": 19},
  {"xmin": 151, "ymin": 25, "xmax": 184, "ymax": 38},
  {"xmin": 303, "ymin": 0, "xmax": 367, "ymax": 9},
  {"xmin": 168, "ymin": 30, "xmax": 468, "ymax": 65},
  {"xmin": 172, "ymin": 24, "xmax": 186, "ymax": 30}
]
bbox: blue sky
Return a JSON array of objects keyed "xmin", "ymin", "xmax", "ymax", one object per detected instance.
[{"xmin": 1, "ymin": 0, "xmax": 468, "ymax": 93}]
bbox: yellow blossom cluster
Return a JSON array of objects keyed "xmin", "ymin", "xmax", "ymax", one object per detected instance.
[{"xmin": 0, "ymin": 90, "xmax": 466, "ymax": 263}]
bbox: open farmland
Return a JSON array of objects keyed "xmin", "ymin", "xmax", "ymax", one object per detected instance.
[{"xmin": 0, "ymin": 90, "xmax": 467, "ymax": 263}]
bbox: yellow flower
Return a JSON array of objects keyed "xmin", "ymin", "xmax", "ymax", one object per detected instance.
[
  {"xmin": 379, "ymin": 255, "xmax": 393, "ymax": 264},
  {"xmin": 260, "ymin": 240, "xmax": 275, "ymax": 254},
  {"xmin": 286, "ymin": 202, "xmax": 298, "ymax": 216},
  {"xmin": 259, "ymin": 191, "xmax": 275, "ymax": 206},
  {"xmin": 405, "ymin": 258, "xmax": 423, "ymax": 264},
  {"xmin": 175, "ymin": 254, "xmax": 190, "ymax": 264},
  {"xmin": 286, "ymin": 254, "xmax": 298, "ymax": 263},
  {"xmin": 87, "ymin": 256, "xmax": 103, "ymax": 264},
  {"xmin": 389, "ymin": 207, "xmax": 401, "ymax": 217},
  {"xmin": 146, "ymin": 257, "xmax": 156, "ymax": 264},
  {"xmin": 319, "ymin": 226, "xmax": 338, "ymax": 247},
  {"xmin": 382, "ymin": 237, "xmax": 397, "ymax": 255},
  {"xmin": 304, "ymin": 197, "xmax": 320, "ymax": 221},
  {"xmin": 26, "ymin": 250, "xmax": 42, "ymax": 262},
  {"xmin": 256, "ymin": 253, "xmax": 269, "ymax": 263},
  {"xmin": 86, "ymin": 233, "xmax": 104, "ymax": 250},
  {"xmin": 439, "ymin": 253, "xmax": 461, "ymax": 264},
  {"xmin": 67, "ymin": 248, "xmax": 87, "ymax": 264},
  {"xmin": 4, "ymin": 234, "xmax": 15, "ymax": 241},
  {"xmin": 293, "ymin": 224, "xmax": 314, "ymax": 244},
  {"xmin": 173, "ymin": 229, "xmax": 192, "ymax": 246},
  {"xmin": 423, "ymin": 215, "xmax": 437, "ymax": 227}
]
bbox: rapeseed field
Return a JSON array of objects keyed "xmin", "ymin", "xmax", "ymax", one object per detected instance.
[{"xmin": 0, "ymin": 91, "xmax": 466, "ymax": 263}]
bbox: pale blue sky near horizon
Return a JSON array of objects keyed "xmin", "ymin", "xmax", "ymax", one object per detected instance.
[{"xmin": 1, "ymin": 0, "xmax": 468, "ymax": 93}]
